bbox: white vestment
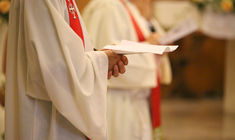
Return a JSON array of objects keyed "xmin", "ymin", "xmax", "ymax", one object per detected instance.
[
  {"xmin": 5, "ymin": 0, "xmax": 109, "ymax": 140},
  {"xmin": 83, "ymin": 0, "xmax": 168, "ymax": 140}
]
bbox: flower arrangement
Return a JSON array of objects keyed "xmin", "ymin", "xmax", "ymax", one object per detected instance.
[
  {"xmin": 0, "ymin": 0, "xmax": 10, "ymax": 24},
  {"xmin": 217, "ymin": 0, "xmax": 234, "ymax": 13},
  {"xmin": 191, "ymin": 0, "xmax": 235, "ymax": 13}
]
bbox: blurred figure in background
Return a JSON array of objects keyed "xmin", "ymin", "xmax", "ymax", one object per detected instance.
[{"xmin": 83, "ymin": 0, "xmax": 172, "ymax": 140}]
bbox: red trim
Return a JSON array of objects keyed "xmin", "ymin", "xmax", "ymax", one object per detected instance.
[
  {"xmin": 151, "ymin": 79, "xmax": 161, "ymax": 128},
  {"xmin": 120, "ymin": 0, "xmax": 161, "ymax": 129},
  {"xmin": 65, "ymin": 0, "xmax": 85, "ymax": 48}
]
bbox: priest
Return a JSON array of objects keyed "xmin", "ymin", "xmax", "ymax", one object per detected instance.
[{"xmin": 5, "ymin": 0, "xmax": 128, "ymax": 140}]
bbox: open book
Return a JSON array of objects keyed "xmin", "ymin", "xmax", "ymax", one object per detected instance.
[
  {"xmin": 104, "ymin": 40, "xmax": 179, "ymax": 55},
  {"xmin": 158, "ymin": 18, "xmax": 198, "ymax": 45},
  {"xmin": 104, "ymin": 18, "xmax": 197, "ymax": 55}
]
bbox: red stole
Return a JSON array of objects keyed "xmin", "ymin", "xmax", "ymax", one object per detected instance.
[
  {"xmin": 65, "ymin": 0, "xmax": 85, "ymax": 48},
  {"xmin": 120, "ymin": 0, "xmax": 161, "ymax": 130}
]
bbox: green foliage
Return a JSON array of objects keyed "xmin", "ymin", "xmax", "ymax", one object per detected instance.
[
  {"xmin": 0, "ymin": 0, "xmax": 10, "ymax": 23},
  {"xmin": 191, "ymin": 0, "xmax": 235, "ymax": 13},
  {"xmin": 0, "ymin": 12, "xmax": 9, "ymax": 22}
]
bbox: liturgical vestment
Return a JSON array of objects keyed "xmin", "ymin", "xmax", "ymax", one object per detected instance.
[{"xmin": 5, "ymin": 0, "xmax": 109, "ymax": 140}]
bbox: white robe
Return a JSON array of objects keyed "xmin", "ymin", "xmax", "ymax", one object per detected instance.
[
  {"xmin": 5, "ymin": 0, "xmax": 109, "ymax": 140},
  {"xmin": 83, "ymin": 0, "xmax": 167, "ymax": 140}
]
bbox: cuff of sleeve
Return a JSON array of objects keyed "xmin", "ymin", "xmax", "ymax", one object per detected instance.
[{"xmin": 86, "ymin": 51, "xmax": 109, "ymax": 83}]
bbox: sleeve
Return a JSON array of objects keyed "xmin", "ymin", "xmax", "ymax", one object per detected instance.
[
  {"xmin": 158, "ymin": 54, "xmax": 172, "ymax": 85},
  {"xmin": 24, "ymin": 0, "xmax": 108, "ymax": 140}
]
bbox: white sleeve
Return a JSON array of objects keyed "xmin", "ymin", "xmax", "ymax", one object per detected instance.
[{"xmin": 24, "ymin": 0, "xmax": 108, "ymax": 140}]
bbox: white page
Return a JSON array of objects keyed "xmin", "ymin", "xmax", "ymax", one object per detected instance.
[
  {"xmin": 104, "ymin": 40, "xmax": 179, "ymax": 55},
  {"xmin": 158, "ymin": 18, "xmax": 198, "ymax": 45}
]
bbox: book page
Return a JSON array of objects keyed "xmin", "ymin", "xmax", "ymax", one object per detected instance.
[
  {"xmin": 159, "ymin": 18, "xmax": 198, "ymax": 45},
  {"xmin": 104, "ymin": 40, "xmax": 179, "ymax": 55}
]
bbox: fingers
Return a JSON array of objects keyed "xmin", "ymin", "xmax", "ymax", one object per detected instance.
[
  {"xmin": 107, "ymin": 61, "xmax": 126, "ymax": 79},
  {"xmin": 112, "ymin": 65, "xmax": 119, "ymax": 77},
  {"xmin": 108, "ymin": 71, "xmax": 112, "ymax": 79},
  {"xmin": 104, "ymin": 50, "xmax": 128, "ymax": 79},
  {"xmin": 147, "ymin": 33, "xmax": 161, "ymax": 45},
  {"xmin": 104, "ymin": 50, "xmax": 121, "ymax": 71},
  {"xmin": 121, "ymin": 55, "xmax": 128, "ymax": 65},
  {"xmin": 118, "ymin": 60, "xmax": 126, "ymax": 74}
]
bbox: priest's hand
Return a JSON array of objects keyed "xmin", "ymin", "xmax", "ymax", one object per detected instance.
[
  {"xmin": 103, "ymin": 50, "xmax": 128, "ymax": 79},
  {"xmin": 146, "ymin": 33, "xmax": 161, "ymax": 45}
]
